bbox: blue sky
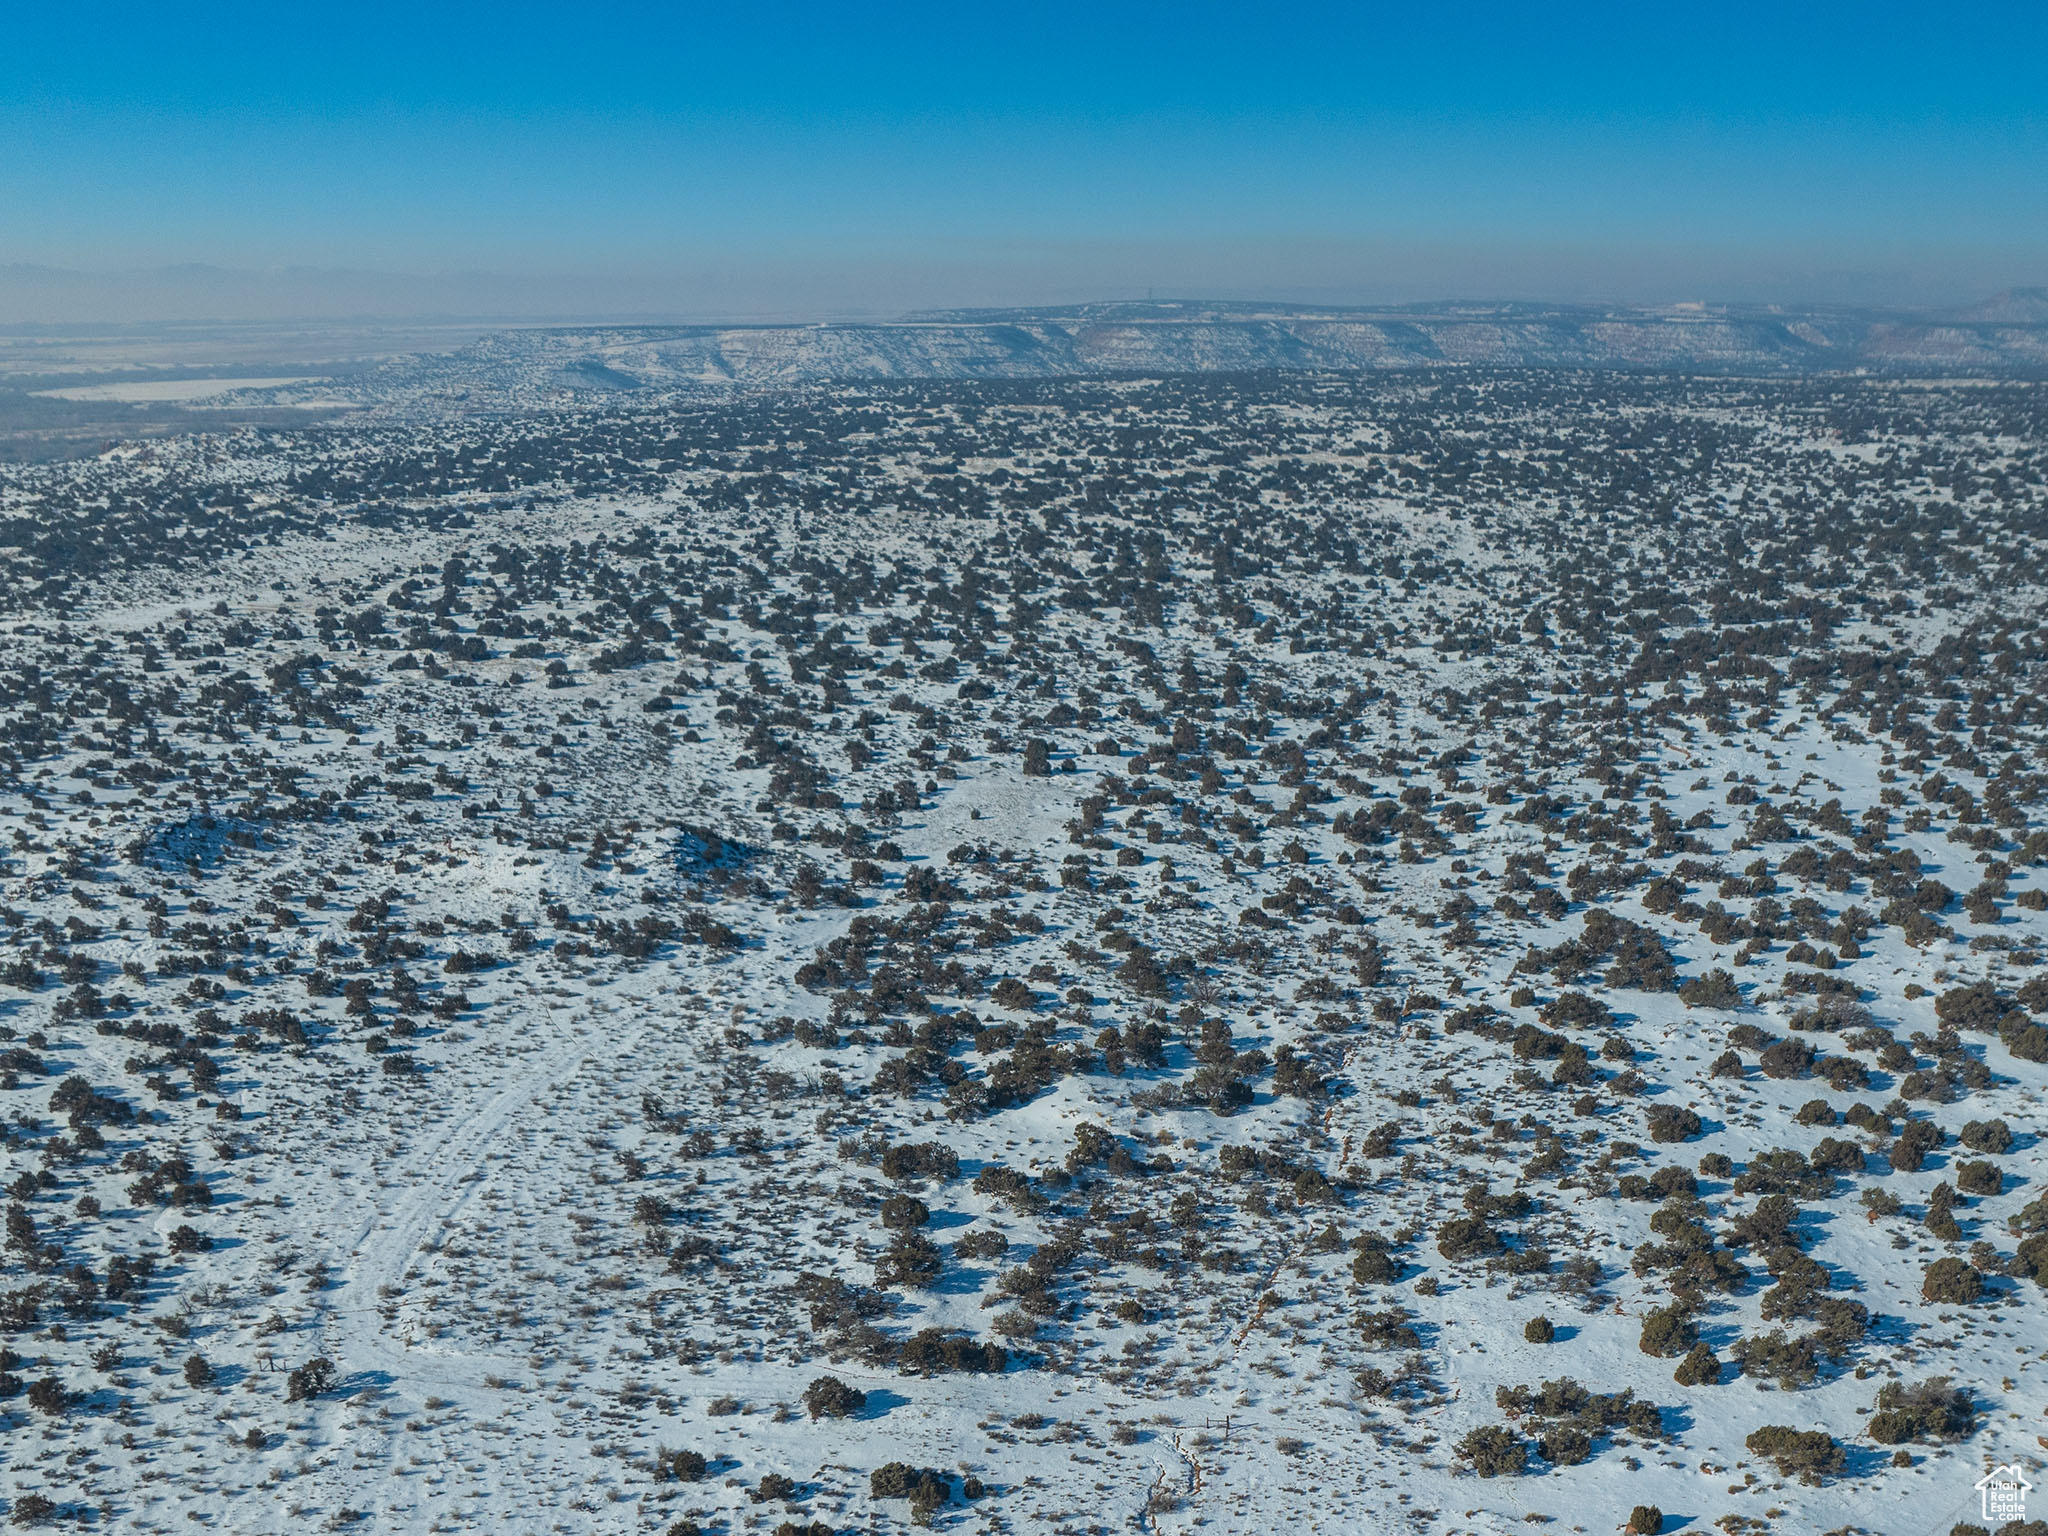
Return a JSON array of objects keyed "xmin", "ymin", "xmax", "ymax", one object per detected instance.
[{"xmin": 4, "ymin": 1, "xmax": 2045, "ymax": 316}]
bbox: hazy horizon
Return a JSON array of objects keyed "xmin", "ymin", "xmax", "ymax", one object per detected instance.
[{"xmin": 2, "ymin": 257, "xmax": 2043, "ymax": 330}]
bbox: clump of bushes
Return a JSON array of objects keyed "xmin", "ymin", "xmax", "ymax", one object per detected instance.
[
  {"xmin": 1638, "ymin": 1305, "xmax": 1696, "ymax": 1357},
  {"xmin": 285, "ymin": 1356, "xmax": 335, "ymax": 1402},
  {"xmin": 1491, "ymin": 1375, "xmax": 1660, "ymax": 1468},
  {"xmin": 1960, "ymin": 1117, "xmax": 2012, "ymax": 1154},
  {"xmin": 1351, "ymin": 1232, "xmax": 1400, "ymax": 1285},
  {"xmin": 1759, "ymin": 1037, "xmax": 1815, "ymax": 1078},
  {"xmin": 1922, "ymin": 1257, "xmax": 1983, "ymax": 1305},
  {"xmin": 1673, "ymin": 1342, "xmax": 1721, "ymax": 1386},
  {"xmin": 1435, "ymin": 1215, "xmax": 1502, "ymax": 1261},
  {"xmin": 1867, "ymin": 1377, "xmax": 1975, "ymax": 1444},
  {"xmin": 1731, "ymin": 1328, "xmax": 1820, "ymax": 1389},
  {"xmin": 1810, "ymin": 1137, "xmax": 1864, "ymax": 1173},
  {"xmin": 1456, "ymin": 1424, "xmax": 1526, "ymax": 1477},
  {"xmin": 1957, "ymin": 1160, "xmax": 2002, "ymax": 1196},
  {"xmin": 802, "ymin": 1374, "xmax": 867, "ymax": 1419},
  {"xmin": 1524, "ymin": 1316, "xmax": 1554, "ymax": 1343},
  {"xmin": 655, "ymin": 1448, "xmax": 708, "ymax": 1481},
  {"xmin": 1357, "ymin": 1308, "xmax": 1422, "ymax": 1349},
  {"xmin": 1538, "ymin": 1424, "xmax": 1592, "ymax": 1465},
  {"xmin": 1729, "ymin": 1148, "xmax": 1830, "ymax": 1199},
  {"xmin": 1680, "ymin": 968, "xmax": 1741, "ymax": 1009},
  {"xmin": 1745, "ymin": 1424, "xmax": 1843, "ymax": 1482},
  {"xmin": 897, "ymin": 1330, "xmax": 1005, "ymax": 1376},
  {"xmin": 2012, "ymin": 1233, "xmax": 2048, "ymax": 1286},
  {"xmin": 871, "ymin": 1462, "xmax": 954, "ymax": 1521},
  {"xmin": 1891, "ymin": 1119, "xmax": 1945, "ymax": 1173},
  {"xmin": 1935, "ymin": 982, "xmax": 2011, "ymax": 1034},
  {"xmin": 1645, "ymin": 1105, "xmax": 1702, "ymax": 1143}
]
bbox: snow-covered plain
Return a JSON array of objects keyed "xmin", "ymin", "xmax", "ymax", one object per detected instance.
[{"xmin": 0, "ymin": 368, "xmax": 2043, "ymax": 1536}]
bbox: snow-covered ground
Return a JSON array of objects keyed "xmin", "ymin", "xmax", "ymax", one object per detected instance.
[{"xmin": 0, "ymin": 367, "xmax": 2043, "ymax": 1536}]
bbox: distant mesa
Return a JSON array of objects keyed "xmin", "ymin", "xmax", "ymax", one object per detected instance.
[{"xmin": 1944, "ymin": 286, "xmax": 2048, "ymax": 325}]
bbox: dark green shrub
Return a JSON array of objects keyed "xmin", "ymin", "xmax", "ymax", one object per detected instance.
[
  {"xmin": 1650, "ymin": 1166, "xmax": 1698, "ymax": 1200},
  {"xmin": 1436, "ymin": 1215, "xmax": 1502, "ymax": 1261},
  {"xmin": 1957, "ymin": 1160, "xmax": 2001, "ymax": 1196},
  {"xmin": 1456, "ymin": 1424, "xmax": 1526, "ymax": 1477},
  {"xmin": 2000, "ymin": 1017, "xmax": 2048, "ymax": 1062},
  {"xmin": 655, "ymin": 1448, "xmax": 707, "ymax": 1481},
  {"xmin": 1627, "ymin": 1507, "xmax": 1663, "ymax": 1535},
  {"xmin": 2018, "ymin": 1193, "xmax": 2048, "ymax": 1235},
  {"xmin": 1731, "ymin": 1328, "xmax": 1819, "ymax": 1388},
  {"xmin": 1810, "ymin": 1137, "xmax": 1864, "ymax": 1173},
  {"xmin": 284, "ymin": 1356, "xmax": 335, "ymax": 1402},
  {"xmin": 1357, "ymin": 1308, "xmax": 1422, "ymax": 1349},
  {"xmin": 1891, "ymin": 1119, "xmax": 1944, "ymax": 1173},
  {"xmin": 1808, "ymin": 1297, "xmax": 1872, "ymax": 1355},
  {"xmin": 1961, "ymin": 1118, "xmax": 2013, "ymax": 1154},
  {"xmin": 1350, "ymin": 1233, "xmax": 1398, "ymax": 1284},
  {"xmin": 1744, "ymin": 1424, "xmax": 1843, "ymax": 1482},
  {"xmin": 1638, "ymin": 1305, "xmax": 1695, "ymax": 1357},
  {"xmin": 802, "ymin": 1374, "xmax": 867, "ymax": 1419},
  {"xmin": 1758, "ymin": 1249, "xmax": 1831, "ymax": 1322},
  {"xmin": 1646, "ymin": 1105, "xmax": 1702, "ymax": 1143},
  {"xmin": 1867, "ymin": 1377, "xmax": 1975, "ymax": 1444},
  {"xmin": 1727, "ymin": 1192, "xmax": 1800, "ymax": 1249},
  {"xmin": 1673, "ymin": 1342, "xmax": 1721, "ymax": 1386},
  {"xmin": 879, "ymin": 1194, "xmax": 930, "ymax": 1229},
  {"xmin": 871, "ymin": 1462, "xmax": 949, "ymax": 1504},
  {"xmin": 1734, "ymin": 1148, "xmax": 1830, "ymax": 1198},
  {"xmin": 870, "ymin": 1462, "xmax": 915, "ymax": 1497},
  {"xmin": 1936, "ymin": 982, "xmax": 2010, "ymax": 1033},
  {"xmin": 1542, "ymin": 991, "xmax": 1612, "ymax": 1029},
  {"xmin": 1680, "ymin": 969, "xmax": 1741, "ymax": 1009},
  {"xmin": 953, "ymin": 1227, "xmax": 1009, "ymax": 1261},
  {"xmin": 1524, "ymin": 1316, "xmax": 1554, "ymax": 1343},
  {"xmin": 1922, "ymin": 1257, "xmax": 1982, "ymax": 1305},
  {"xmin": 750, "ymin": 1473, "xmax": 797, "ymax": 1504},
  {"xmin": 1759, "ymin": 1038, "xmax": 1815, "ymax": 1078},
  {"xmin": 875, "ymin": 1229, "xmax": 943, "ymax": 1287},
  {"xmin": 1845, "ymin": 1101, "xmax": 1890, "ymax": 1133},
  {"xmin": 1537, "ymin": 1425, "xmax": 1592, "ymax": 1466},
  {"xmin": 2012, "ymin": 1234, "xmax": 2048, "ymax": 1285},
  {"xmin": 897, "ymin": 1329, "xmax": 1005, "ymax": 1376}
]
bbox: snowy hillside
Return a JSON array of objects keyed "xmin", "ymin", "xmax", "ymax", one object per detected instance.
[
  {"xmin": 0, "ymin": 369, "xmax": 2043, "ymax": 1535},
  {"xmin": 201, "ymin": 298, "xmax": 2048, "ymax": 421}
]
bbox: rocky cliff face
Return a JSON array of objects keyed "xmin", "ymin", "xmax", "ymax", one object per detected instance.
[
  {"xmin": 518, "ymin": 303, "xmax": 2048, "ymax": 384},
  {"xmin": 230, "ymin": 294, "xmax": 2048, "ymax": 414}
]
